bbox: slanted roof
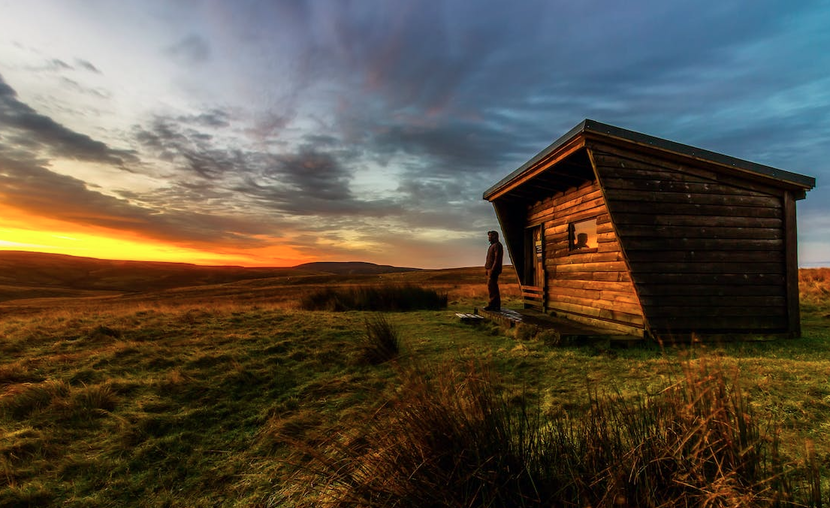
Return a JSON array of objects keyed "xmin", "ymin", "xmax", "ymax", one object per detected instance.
[{"xmin": 484, "ymin": 119, "xmax": 816, "ymax": 201}]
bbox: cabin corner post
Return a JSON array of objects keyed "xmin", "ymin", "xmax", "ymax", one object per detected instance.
[
  {"xmin": 784, "ymin": 191, "xmax": 801, "ymax": 338},
  {"xmin": 585, "ymin": 146, "xmax": 650, "ymax": 337}
]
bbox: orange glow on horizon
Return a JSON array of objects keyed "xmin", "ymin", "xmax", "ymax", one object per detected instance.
[{"xmin": 0, "ymin": 209, "xmax": 313, "ymax": 267}]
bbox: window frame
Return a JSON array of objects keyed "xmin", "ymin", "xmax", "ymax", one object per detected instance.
[{"xmin": 568, "ymin": 216, "xmax": 599, "ymax": 254}]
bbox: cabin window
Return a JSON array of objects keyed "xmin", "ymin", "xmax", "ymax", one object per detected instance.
[{"xmin": 569, "ymin": 217, "xmax": 598, "ymax": 251}]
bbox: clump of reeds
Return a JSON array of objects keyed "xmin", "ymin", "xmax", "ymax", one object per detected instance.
[
  {"xmin": 0, "ymin": 379, "xmax": 119, "ymax": 423},
  {"xmin": 278, "ymin": 360, "xmax": 822, "ymax": 507},
  {"xmin": 299, "ymin": 284, "xmax": 448, "ymax": 312},
  {"xmin": 69, "ymin": 383, "xmax": 119, "ymax": 417},
  {"xmin": 0, "ymin": 380, "xmax": 70, "ymax": 419},
  {"xmin": 0, "ymin": 362, "xmax": 45, "ymax": 386},
  {"xmin": 360, "ymin": 314, "xmax": 401, "ymax": 365},
  {"xmin": 555, "ymin": 361, "xmax": 801, "ymax": 507},
  {"xmin": 278, "ymin": 360, "xmax": 551, "ymax": 507}
]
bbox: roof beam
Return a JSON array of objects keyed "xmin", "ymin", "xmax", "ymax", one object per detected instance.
[{"xmin": 485, "ymin": 137, "xmax": 585, "ymax": 201}]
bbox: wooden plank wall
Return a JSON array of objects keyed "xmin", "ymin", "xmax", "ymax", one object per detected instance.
[
  {"xmin": 526, "ymin": 179, "xmax": 645, "ymax": 335},
  {"xmin": 590, "ymin": 143, "xmax": 788, "ymax": 335}
]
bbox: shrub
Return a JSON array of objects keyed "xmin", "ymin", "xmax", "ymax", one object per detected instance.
[
  {"xmin": 360, "ymin": 314, "xmax": 401, "ymax": 365},
  {"xmin": 278, "ymin": 360, "xmax": 821, "ymax": 507},
  {"xmin": 513, "ymin": 322, "xmax": 539, "ymax": 341},
  {"xmin": 300, "ymin": 285, "xmax": 447, "ymax": 312},
  {"xmin": 537, "ymin": 329, "xmax": 562, "ymax": 347},
  {"xmin": 88, "ymin": 324, "xmax": 122, "ymax": 340}
]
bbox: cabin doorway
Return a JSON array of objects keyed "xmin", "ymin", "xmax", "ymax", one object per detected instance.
[{"xmin": 522, "ymin": 225, "xmax": 546, "ymax": 309}]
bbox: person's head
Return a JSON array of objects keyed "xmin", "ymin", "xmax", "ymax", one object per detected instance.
[
  {"xmin": 576, "ymin": 233, "xmax": 588, "ymax": 247},
  {"xmin": 488, "ymin": 230, "xmax": 499, "ymax": 244}
]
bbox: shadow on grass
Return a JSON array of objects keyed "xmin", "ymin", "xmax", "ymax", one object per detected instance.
[{"xmin": 300, "ymin": 284, "xmax": 448, "ymax": 312}]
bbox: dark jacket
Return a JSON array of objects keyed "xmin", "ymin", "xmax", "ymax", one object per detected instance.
[{"xmin": 485, "ymin": 241, "xmax": 503, "ymax": 277}]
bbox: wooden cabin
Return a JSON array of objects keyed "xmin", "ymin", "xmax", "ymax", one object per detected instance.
[{"xmin": 483, "ymin": 120, "xmax": 815, "ymax": 340}]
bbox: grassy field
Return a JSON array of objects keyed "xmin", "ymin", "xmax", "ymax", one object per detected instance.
[{"xmin": 1, "ymin": 263, "xmax": 829, "ymax": 506}]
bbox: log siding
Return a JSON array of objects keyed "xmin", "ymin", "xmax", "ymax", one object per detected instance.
[
  {"xmin": 590, "ymin": 143, "xmax": 789, "ymax": 335},
  {"xmin": 526, "ymin": 179, "xmax": 645, "ymax": 335}
]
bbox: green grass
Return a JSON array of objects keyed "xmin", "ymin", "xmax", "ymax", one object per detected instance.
[{"xmin": 0, "ymin": 271, "xmax": 829, "ymax": 506}]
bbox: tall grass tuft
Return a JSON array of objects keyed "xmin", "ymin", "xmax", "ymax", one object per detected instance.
[
  {"xmin": 69, "ymin": 383, "xmax": 119, "ymax": 417},
  {"xmin": 0, "ymin": 482, "xmax": 54, "ymax": 507},
  {"xmin": 278, "ymin": 360, "xmax": 551, "ymax": 507},
  {"xmin": 552, "ymin": 361, "xmax": 805, "ymax": 507},
  {"xmin": 0, "ymin": 362, "xmax": 45, "ymax": 386},
  {"xmin": 0, "ymin": 380, "xmax": 70, "ymax": 419},
  {"xmin": 360, "ymin": 314, "xmax": 401, "ymax": 365},
  {"xmin": 279, "ymin": 360, "xmax": 822, "ymax": 507},
  {"xmin": 299, "ymin": 284, "xmax": 447, "ymax": 312}
]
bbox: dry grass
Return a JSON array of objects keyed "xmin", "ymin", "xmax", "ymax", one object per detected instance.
[
  {"xmin": 1, "ymin": 381, "xmax": 70, "ymax": 419},
  {"xmin": 0, "ymin": 266, "xmax": 827, "ymax": 506},
  {"xmin": 800, "ymin": 268, "xmax": 830, "ymax": 307},
  {"xmin": 279, "ymin": 358, "xmax": 820, "ymax": 507}
]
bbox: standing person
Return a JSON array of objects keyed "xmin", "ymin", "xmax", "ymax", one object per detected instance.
[{"xmin": 484, "ymin": 230, "xmax": 503, "ymax": 311}]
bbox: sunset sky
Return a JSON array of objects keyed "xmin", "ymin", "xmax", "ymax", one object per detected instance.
[{"xmin": 1, "ymin": 1, "xmax": 828, "ymax": 268}]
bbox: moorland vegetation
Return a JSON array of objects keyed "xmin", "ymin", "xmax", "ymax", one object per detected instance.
[{"xmin": 0, "ymin": 256, "xmax": 829, "ymax": 506}]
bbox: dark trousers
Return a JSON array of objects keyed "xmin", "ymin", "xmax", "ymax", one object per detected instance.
[{"xmin": 487, "ymin": 273, "xmax": 501, "ymax": 310}]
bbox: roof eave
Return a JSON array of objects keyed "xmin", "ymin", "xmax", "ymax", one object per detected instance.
[
  {"xmin": 581, "ymin": 120, "xmax": 816, "ymax": 191},
  {"xmin": 484, "ymin": 119, "xmax": 816, "ymax": 202},
  {"xmin": 482, "ymin": 120, "xmax": 588, "ymax": 201}
]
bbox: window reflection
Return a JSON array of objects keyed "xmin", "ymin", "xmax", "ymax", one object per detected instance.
[{"xmin": 570, "ymin": 218, "xmax": 598, "ymax": 250}]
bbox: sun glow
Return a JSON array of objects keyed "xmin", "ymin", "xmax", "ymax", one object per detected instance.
[{"xmin": 0, "ymin": 210, "xmax": 312, "ymax": 267}]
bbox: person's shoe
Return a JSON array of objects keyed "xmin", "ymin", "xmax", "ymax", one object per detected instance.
[{"xmin": 483, "ymin": 306, "xmax": 500, "ymax": 311}]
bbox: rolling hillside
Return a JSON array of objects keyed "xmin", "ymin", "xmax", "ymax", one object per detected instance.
[{"xmin": 0, "ymin": 251, "xmax": 421, "ymax": 303}]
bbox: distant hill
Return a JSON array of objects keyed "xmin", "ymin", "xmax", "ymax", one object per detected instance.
[
  {"xmin": 292, "ymin": 261, "xmax": 420, "ymax": 275},
  {"xmin": 0, "ymin": 251, "xmax": 420, "ymax": 302},
  {"xmin": 0, "ymin": 251, "xmax": 296, "ymax": 298}
]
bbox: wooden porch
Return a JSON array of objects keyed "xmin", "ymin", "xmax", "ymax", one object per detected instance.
[{"xmin": 474, "ymin": 307, "xmax": 644, "ymax": 346}]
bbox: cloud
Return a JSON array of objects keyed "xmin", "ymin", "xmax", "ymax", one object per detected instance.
[
  {"xmin": 0, "ymin": 74, "xmax": 279, "ymax": 249},
  {"xmin": 166, "ymin": 34, "xmax": 211, "ymax": 65},
  {"xmin": 0, "ymin": 140, "xmax": 281, "ymax": 249},
  {"xmin": 59, "ymin": 77, "xmax": 111, "ymax": 99},
  {"xmin": 0, "ymin": 74, "xmax": 133, "ymax": 166},
  {"xmin": 231, "ymin": 147, "xmax": 404, "ymax": 217},
  {"xmin": 178, "ymin": 109, "xmax": 231, "ymax": 129},
  {"xmin": 267, "ymin": 149, "xmax": 353, "ymax": 200},
  {"xmin": 74, "ymin": 58, "xmax": 102, "ymax": 74},
  {"xmin": 2, "ymin": 0, "xmax": 828, "ymax": 267},
  {"xmin": 132, "ymin": 111, "xmax": 403, "ymax": 218},
  {"xmin": 133, "ymin": 117, "xmax": 231, "ymax": 178},
  {"xmin": 246, "ymin": 110, "xmax": 295, "ymax": 140},
  {"xmin": 47, "ymin": 58, "xmax": 73, "ymax": 71}
]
